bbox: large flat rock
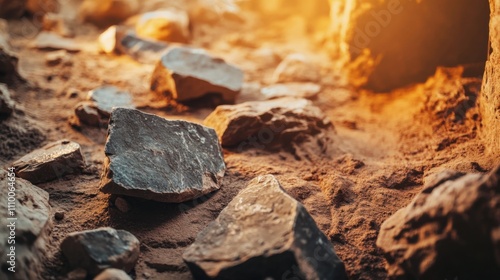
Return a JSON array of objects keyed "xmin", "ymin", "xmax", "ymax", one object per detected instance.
[
  {"xmin": 99, "ymin": 108, "xmax": 226, "ymax": 203},
  {"xmin": 183, "ymin": 175, "xmax": 347, "ymax": 280}
]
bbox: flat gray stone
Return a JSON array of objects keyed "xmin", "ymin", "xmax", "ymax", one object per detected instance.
[
  {"xmin": 87, "ymin": 86, "xmax": 135, "ymax": 117},
  {"xmin": 100, "ymin": 108, "xmax": 226, "ymax": 203},
  {"xmin": 183, "ymin": 175, "xmax": 347, "ymax": 280},
  {"xmin": 61, "ymin": 227, "xmax": 140, "ymax": 276},
  {"xmin": 150, "ymin": 47, "xmax": 244, "ymax": 103},
  {"xmin": 12, "ymin": 140, "xmax": 85, "ymax": 184},
  {"xmin": 0, "ymin": 83, "xmax": 14, "ymax": 118}
]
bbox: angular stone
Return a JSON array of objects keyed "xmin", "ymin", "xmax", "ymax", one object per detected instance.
[
  {"xmin": 183, "ymin": 175, "xmax": 347, "ymax": 280},
  {"xmin": 87, "ymin": 86, "xmax": 134, "ymax": 117},
  {"xmin": 61, "ymin": 227, "xmax": 140, "ymax": 276},
  {"xmin": 78, "ymin": 0, "xmax": 139, "ymax": 28},
  {"xmin": 70, "ymin": 101, "xmax": 105, "ymax": 128},
  {"xmin": 135, "ymin": 10, "xmax": 190, "ymax": 43},
  {"xmin": 204, "ymin": 97, "xmax": 332, "ymax": 149},
  {"xmin": 12, "ymin": 140, "xmax": 85, "ymax": 184},
  {"xmin": 100, "ymin": 108, "xmax": 226, "ymax": 203},
  {"xmin": 272, "ymin": 53, "xmax": 321, "ymax": 83},
  {"xmin": 32, "ymin": 32, "xmax": 81, "ymax": 52},
  {"xmin": 0, "ymin": 0, "xmax": 27, "ymax": 19},
  {"xmin": 261, "ymin": 82, "xmax": 321, "ymax": 100},
  {"xmin": 94, "ymin": 268, "xmax": 132, "ymax": 280},
  {"xmin": 0, "ymin": 169, "xmax": 52, "ymax": 280},
  {"xmin": 377, "ymin": 166, "xmax": 500, "ymax": 279},
  {"xmin": 150, "ymin": 47, "xmax": 244, "ymax": 103},
  {"xmin": 0, "ymin": 83, "xmax": 15, "ymax": 118}
]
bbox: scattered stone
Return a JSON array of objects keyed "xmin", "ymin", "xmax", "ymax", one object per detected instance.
[
  {"xmin": 272, "ymin": 53, "xmax": 321, "ymax": 83},
  {"xmin": 135, "ymin": 10, "xmax": 190, "ymax": 43},
  {"xmin": 12, "ymin": 140, "xmax": 85, "ymax": 184},
  {"xmin": 61, "ymin": 227, "xmax": 140, "ymax": 276},
  {"xmin": 261, "ymin": 82, "xmax": 322, "ymax": 100},
  {"xmin": 100, "ymin": 108, "xmax": 226, "ymax": 203},
  {"xmin": 204, "ymin": 97, "xmax": 332, "ymax": 149},
  {"xmin": 377, "ymin": 166, "xmax": 500, "ymax": 279},
  {"xmin": 78, "ymin": 0, "xmax": 139, "ymax": 28},
  {"xmin": 67, "ymin": 268, "xmax": 87, "ymax": 280},
  {"xmin": 32, "ymin": 31, "xmax": 81, "ymax": 52},
  {"xmin": 0, "ymin": 169, "xmax": 53, "ymax": 280},
  {"xmin": 94, "ymin": 268, "xmax": 132, "ymax": 280},
  {"xmin": 54, "ymin": 210, "xmax": 65, "ymax": 220},
  {"xmin": 0, "ymin": 83, "xmax": 14, "ymax": 118},
  {"xmin": 42, "ymin": 13, "xmax": 73, "ymax": 37},
  {"xmin": 87, "ymin": 86, "xmax": 135, "ymax": 117},
  {"xmin": 183, "ymin": 175, "xmax": 347, "ymax": 280},
  {"xmin": 114, "ymin": 197, "xmax": 131, "ymax": 213},
  {"xmin": 150, "ymin": 47, "xmax": 244, "ymax": 103},
  {"xmin": 0, "ymin": 0, "xmax": 27, "ymax": 19},
  {"xmin": 45, "ymin": 50, "xmax": 69, "ymax": 66},
  {"xmin": 70, "ymin": 101, "xmax": 105, "ymax": 128}
]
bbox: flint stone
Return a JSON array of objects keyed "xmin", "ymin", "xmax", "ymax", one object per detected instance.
[
  {"xmin": 32, "ymin": 32, "xmax": 81, "ymax": 52},
  {"xmin": 150, "ymin": 47, "xmax": 244, "ymax": 103},
  {"xmin": 204, "ymin": 97, "xmax": 332, "ymax": 148},
  {"xmin": 272, "ymin": 53, "xmax": 321, "ymax": 83},
  {"xmin": 377, "ymin": 166, "xmax": 500, "ymax": 279},
  {"xmin": 13, "ymin": 140, "xmax": 85, "ymax": 184},
  {"xmin": 0, "ymin": 169, "xmax": 52, "ymax": 280},
  {"xmin": 99, "ymin": 108, "xmax": 226, "ymax": 203},
  {"xmin": 61, "ymin": 227, "xmax": 140, "ymax": 276},
  {"xmin": 261, "ymin": 83, "xmax": 321, "ymax": 100},
  {"xmin": 135, "ymin": 10, "xmax": 190, "ymax": 43},
  {"xmin": 94, "ymin": 268, "xmax": 132, "ymax": 280},
  {"xmin": 87, "ymin": 86, "xmax": 135, "ymax": 117},
  {"xmin": 0, "ymin": 83, "xmax": 15, "ymax": 117},
  {"xmin": 183, "ymin": 175, "xmax": 347, "ymax": 280}
]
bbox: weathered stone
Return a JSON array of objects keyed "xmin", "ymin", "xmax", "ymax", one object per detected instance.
[
  {"xmin": 204, "ymin": 97, "xmax": 332, "ymax": 149},
  {"xmin": 61, "ymin": 227, "xmax": 140, "ymax": 276},
  {"xmin": 87, "ymin": 86, "xmax": 134, "ymax": 118},
  {"xmin": 150, "ymin": 47, "xmax": 244, "ymax": 103},
  {"xmin": 70, "ymin": 101, "xmax": 105, "ymax": 128},
  {"xmin": 100, "ymin": 108, "xmax": 226, "ymax": 203},
  {"xmin": 32, "ymin": 31, "xmax": 81, "ymax": 52},
  {"xmin": 183, "ymin": 175, "xmax": 347, "ymax": 280},
  {"xmin": 94, "ymin": 268, "xmax": 132, "ymax": 280},
  {"xmin": 0, "ymin": 83, "xmax": 14, "ymax": 118},
  {"xmin": 0, "ymin": 0, "xmax": 27, "ymax": 19},
  {"xmin": 0, "ymin": 168, "xmax": 52, "ymax": 280},
  {"xmin": 272, "ymin": 53, "xmax": 321, "ymax": 83},
  {"xmin": 261, "ymin": 82, "xmax": 321, "ymax": 100},
  {"xmin": 377, "ymin": 166, "xmax": 500, "ymax": 279},
  {"xmin": 78, "ymin": 0, "xmax": 139, "ymax": 28},
  {"xmin": 13, "ymin": 140, "xmax": 85, "ymax": 184},
  {"xmin": 136, "ymin": 10, "xmax": 190, "ymax": 43}
]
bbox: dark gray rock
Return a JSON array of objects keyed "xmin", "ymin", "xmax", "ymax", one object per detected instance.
[
  {"xmin": 100, "ymin": 108, "xmax": 226, "ymax": 203},
  {"xmin": 87, "ymin": 86, "xmax": 134, "ymax": 117},
  {"xmin": 150, "ymin": 47, "xmax": 244, "ymax": 103},
  {"xmin": 377, "ymin": 165, "xmax": 500, "ymax": 279},
  {"xmin": 0, "ymin": 168, "xmax": 52, "ymax": 280},
  {"xmin": 183, "ymin": 175, "xmax": 347, "ymax": 280},
  {"xmin": 61, "ymin": 227, "xmax": 140, "ymax": 276},
  {"xmin": 12, "ymin": 140, "xmax": 85, "ymax": 184},
  {"xmin": 0, "ymin": 83, "xmax": 14, "ymax": 117}
]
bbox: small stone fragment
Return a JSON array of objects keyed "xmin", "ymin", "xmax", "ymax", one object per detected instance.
[
  {"xmin": 183, "ymin": 175, "xmax": 347, "ymax": 280},
  {"xmin": 150, "ymin": 47, "xmax": 244, "ymax": 103},
  {"xmin": 12, "ymin": 140, "xmax": 85, "ymax": 184},
  {"xmin": 94, "ymin": 268, "xmax": 132, "ymax": 280},
  {"xmin": 54, "ymin": 210, "xmax": 65, "ymax": 220},
  {"xmin": 87, "ymin": 86, "xmax": 134, "ymax": 117},
  {"xmin": 70, "ymin": 101, "xmax": 104, "ymax": 128},
  {"xmin": 261, "ymin": 82, "xmax": 322, "ymax": 100},
  {"xmin": 204, "ymin": 97, "xmax": 332, "ymax": 149},
  {"xmin": 100, "ymin": 108, "xmax": 226, "ymax": 203},
  {"xmin": 78, "ymin": 0, "xmax": 139, "ymax": 28},
  {"xmin": 32, "ymin": 32, "xmax": 81, "ymax": 52},
  {"xmin": 0, "ymin": 83, "xmax": 15, "ymax": 118},
  {"xmin": 45, "ymin": 50, "xmax": 68, "ymax": 66},
  {"xmin": 114, "ymin": 197, "xmax": 131, "ymax": 213},
  {"xmin": 0, "ymin": 0, "xmax": 27, "ymax": 19},
  {"xmin": 135, "ymin": 10, "xmax": 190, "ymax": 43},
  {"xmin": 272, "ymin": 53, "xmax": 321, "ymax": 83},
  {"xmin": 61, "ymin": 227, "xmax": 140, "ymax": 276}
]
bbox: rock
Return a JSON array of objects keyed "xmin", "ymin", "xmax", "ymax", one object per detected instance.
[
  {"xmin": 0, "ymin": 168, "xmax": 52, "ymax": 280},
  {"xmin": 114, "ymin": 197, "xmax": 131, "ymax": 213},
  {"xmin": 12, "ymin": 140, "xmax": 85, "ymax": 184},
  {"xmin": 70, "ymin": 101, "xmax": 106, "ymax": 128},
  {"xmin": 377, "ymin": 166, "xmax": 500, "ymax": 279},
  {"xmin": 32, "ymin": 32, "xmax": 81, "ymax": 52},
  {"xmin": 100, "ymin": 108, "xmax": 226, "ymax": 203},
  {"xmin": 183, "ymin": 175, "xmax": 347, "ymax": 280},
  {"xmin": 94, "ymin": 268, "xmax": 132, "ymax": 280},
  {"xmin": 45, "ymin": 50, "xmax": 69, "ymax": 66},
  {"xmin": 0, "ymin": 0, "xmax": 27, "ymax": 19},
  {"xmin": 135, "ymin": 10, "xmax": 190, "ymax": 43},
  {"xmin": 61, "ymin": 227, "xmax": 140, "ymax": 276},
  {"xmin": 87, "ymin": 86, "xmax": 134, "ymax": 118},
  {"xmin": 54, "ymin": 210, "xmax": 65, "ymax": 220},
  {"xmin": 150, "ymin": 47, "xmax": 244, "ymax": 103},
  {"xmin": 204, "ymin": 97, "xmax": 332, "ymax": 149},
  {"xmin": 261, "ymin": 82, "xmax": 321, "ymax": 100},
  {"xmin": 0, "ymin": 83, "xmax": 15, "ymax": 118},
  {"xmin": 79, "ymin": 0, "xmax": 139, "ymax": 28},
  {"xmin": 272, "ymin": 53, "xmax": 321, "ymax": 83}
]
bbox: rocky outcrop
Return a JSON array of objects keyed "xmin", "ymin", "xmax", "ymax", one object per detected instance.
[
  {"xmin": 377, "ymin": 166, "xmax": 500, "ymax": 279},
  {"xmin": 100, "ymin": 108, "xmax": 226, "ymax": 203},
  {"xmin": 183, "ymin": 175, "xmax": 347, "ymax": 280}
]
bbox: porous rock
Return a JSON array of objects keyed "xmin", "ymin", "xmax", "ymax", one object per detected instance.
[
  {"xmin": 61, "ymin": 227, "xmax": 140, "ymax": 276},
  {"xmin": 183, "ymin": 175, "xmax": 347, "ymax": 280},
  {"xmin": 377, "ymin": 166, "xmax": 500, "ymax": 279},
  {"xmin": 150, "ymin": 47, "xmax": 244, "ymax": 103},
  {"xmin": 12, "ymin": 140, "xmax": 85, "ymax": 184},
  {"xmin": 99, "ymin": 108, "xmax": 226, "ymax": 203},
  {"xmin": 135, "ymin": 10, "xmax": 190, "ymax": 43}
]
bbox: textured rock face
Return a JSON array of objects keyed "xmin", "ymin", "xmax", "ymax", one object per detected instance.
[
  {"xmin": 203, "ymin": 97, "xmax": 332, "ymax": 150},
  {"xmin": 0, "ymin": 83, "xmax": 14, "ymax": 117},
  {"xmin": 78, "ymin": 0, "xmax": 139, "ymax": 27},
  {"xmin": 100, "ymin": 108, "xmax": 226, "ymax": 203},
  {"xmin": 0, "ymin": 0, "xmax": 27, "ymax": 19},
  {"xmin": 377, "ymin": 166, "xmax": 500, "ymax": 279},
  {"xmin": 61, "ymin": 227, "xmax": 140, "ymax": 276},
  {"xmin": 136, "ymin": 10, "xmax": 190, "ymax": 43},
  {"xmin": 0, "ymin": 169, "xmax": 52, "ymax": 280},
  {"xmin": 183, "ymin": 175, "xmax": 347, "ymax": 280},
  {"xmin": 150, "ymin": 47, "xmax": 244, "ymax": 103},
  {"xmin": 13, "ymin": 140, "xmax": 85, "ymax": 184}
]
